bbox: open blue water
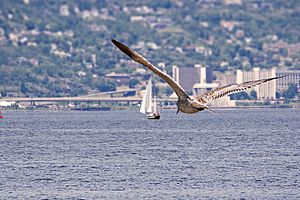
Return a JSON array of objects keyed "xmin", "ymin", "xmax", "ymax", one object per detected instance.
[{"xmin": 0, "ymin": 109, "xmax": 299, "ymax": 199}]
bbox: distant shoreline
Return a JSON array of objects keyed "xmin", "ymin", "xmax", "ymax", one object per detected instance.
[{"xmin": 1, "ymin": 105, "xmax": 299, "ymax": 111}]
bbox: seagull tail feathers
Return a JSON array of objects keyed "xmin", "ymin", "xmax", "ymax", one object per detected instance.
[{"xmin": 204, "ymin": 105, "xmax": 218, "ymax": 114}]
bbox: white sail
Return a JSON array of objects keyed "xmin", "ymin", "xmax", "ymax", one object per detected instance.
[{"xmin": 140, "ymin": 77, "xmax": 153, "ymax": 114}]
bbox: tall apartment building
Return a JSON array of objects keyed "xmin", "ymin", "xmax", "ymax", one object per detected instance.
[
  {"xmin": 215, "ymin": 71, "xmax": 236, "ymax": 86},
  {"xmin": 172, "ymin": 65, "xmax": 212, "ymax": 94},
  {"xmin": 276, "ymin": 71, "xmax": 300, "ymax": 93},
  {"xmin": 236, "ymin": 67, "xmax": 276, "ymax": 100}
]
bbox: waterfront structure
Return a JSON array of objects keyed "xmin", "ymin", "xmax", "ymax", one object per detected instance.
[
  {"xmin": 276, "ymin": 70, "xmax": 300, "ymax": 93},
  {"xmin": 236, "ymin": 67, "xmax": 276, "ymax": 100}
]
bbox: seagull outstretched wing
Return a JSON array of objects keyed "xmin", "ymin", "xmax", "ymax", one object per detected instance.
[
  {"xmin": 112, "ymin": 39, "xmax": 189, "ymax": 99},
  {"xmin": 198, "ymin": 76, "xmax": 285, "ymax": 103}
]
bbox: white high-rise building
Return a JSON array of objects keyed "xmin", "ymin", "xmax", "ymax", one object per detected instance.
[
  {"xmin": 276, "ymin": 70, "xmax": 300, "ymax": 93},
  {"xmin": 236, "ymin": 67, "xmax": 277, "ymax": 100}
]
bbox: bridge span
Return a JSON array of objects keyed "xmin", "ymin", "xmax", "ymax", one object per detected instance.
[{"xmin": 0, "ymin": 97, "xmax": 177, "ymax": 103}]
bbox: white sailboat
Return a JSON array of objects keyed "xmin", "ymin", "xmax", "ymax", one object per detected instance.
[{"xmin": 140, "ymin": 77, "xmax": 160, "ymax": 119}]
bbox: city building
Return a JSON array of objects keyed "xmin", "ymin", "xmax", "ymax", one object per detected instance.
[
  {"xmin": 192, "ymin": 66, "xmax": 218, "ymax": 96},
  {"xmin": 214, "ymin": 71, "xmax": 236, "ymax": 87},
  {"xmin": 276, "ymin": 70, "xmax": 300, "ymax": 93},
  {"xmin": 172, "ymin": 65, "xmax": 213, "ymax": 95},
  {"xmin": 236, "ymin": 67, "xmax": 276, "ymax": 100}
]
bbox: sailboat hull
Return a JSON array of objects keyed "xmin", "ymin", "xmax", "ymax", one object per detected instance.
[{"xmin": 147, "ymin": 113, "xmax": 160, "ymax": 119}]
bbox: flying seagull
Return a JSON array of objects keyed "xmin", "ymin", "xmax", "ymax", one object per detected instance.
[{"xmin": 112, "ymin": 39, "xmax": 284, "ymax": 114}]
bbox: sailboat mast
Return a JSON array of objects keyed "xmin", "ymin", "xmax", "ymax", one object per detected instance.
[{"xmin": 153, "ymin": 96, "xmax": 157, "ymax": 113}]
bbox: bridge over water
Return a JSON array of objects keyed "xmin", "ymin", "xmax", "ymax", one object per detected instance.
[
  {"xmin": 0, "ymin": 96, "xmax": 177, "ymax": 104},
  {"xmin": 0, "ymin": 88, "xmax": 178, "ymax": 105}
]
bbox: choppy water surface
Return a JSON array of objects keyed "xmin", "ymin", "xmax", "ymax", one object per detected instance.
[{"xmin": 0, "ymin": 109, "xmax": 299, "ymax": 199}]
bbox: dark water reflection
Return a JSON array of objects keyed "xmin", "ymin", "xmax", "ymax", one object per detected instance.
[{"xmin": 0, "ymin": 109, "xmax": 299, "ymax": 199}]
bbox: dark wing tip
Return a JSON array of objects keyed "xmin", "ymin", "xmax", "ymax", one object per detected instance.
[
  {"xmin": 111, "ymin": 39, "xmax": 135, "ymax": 59},
  {"xmin": 111, "ymin": 39, "xmax": 118, "ymax": 45},
  {"xmin": 267, "ymin": 75, "xmax": 287, "ymax": 82},
  {"xmin": 111, "ymin": 39, "xmax": 123, "ymax": 49}
]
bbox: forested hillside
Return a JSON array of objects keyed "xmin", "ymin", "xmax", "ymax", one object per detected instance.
[{"xmin": 0, "ymin": 0, "xmax": 300, "ymax": 97}]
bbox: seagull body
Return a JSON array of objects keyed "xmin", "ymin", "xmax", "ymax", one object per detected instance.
[{"xmin": 112, "ymin": 39, "xmax": 284, "ymax": 114}]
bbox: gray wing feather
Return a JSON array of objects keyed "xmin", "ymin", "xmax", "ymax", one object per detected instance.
[
  {"xmin": 112, "ymin": 39, "xmax": 189, "ymax": 99},
  {"xmin": 199, "ymin": 76, "xmax": 285, "ymax": 103}
]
